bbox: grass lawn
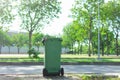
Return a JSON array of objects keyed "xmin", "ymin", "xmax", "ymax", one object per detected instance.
[
  {"xmin": 69, "ymin": 74, "xmax": 120, "ymax": 80},
  {"xmin": 61, "ymin": 54, "xmax": 120, "ymax": 59},
  {"xmin": 0, "ymin": 54, "xmax": 120, "ymax": 63}
]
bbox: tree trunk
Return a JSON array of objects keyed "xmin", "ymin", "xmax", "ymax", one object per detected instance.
[
  {"xmin": 0, "ymin": 46, "xmax": 2, "ymax": 54},
  {"xmin": 106, "ymin": 33, "xmax": 110, "ymax": 56},
  {"xmin": 106, "ymin": 45, "xmax": 109, "ymax": 56},
  {"xmin": 88, "ymin": 29, "xmax": 92, "ymax": 56},
  {"xmin": 71, "ymin": 43, "xmax": 74, "ymax": 54},
  {"xmin": 92, "ymin": 42, "xmax": 94, "ymax": 55},
  {"xmin": 80, "ymin": 44, "xmax": 82, "ymax": 54},
  {"xmin": 77, "ymin": 41, "xmax": 80, "ymax": 54},
  {"xmin": 75, "ymin": 48, "xmax": 77, "ymax": 54},
  {"xmin": 100, "ymin": 32, "xmax": 104, "ymax": 56},
  {"xmin": 101, "ymin": 42, "xmax": 104, "ymax": 56},
  {"xmin": 88, "ymin": 16, "xmax": 93, "ymax": 57},
  {"xmin": 91, "ymin": 42, "xmax": 93, "ymax": 55},
  {"xmin": 88, "ymin": 29, "xmax": 91, "ymax": 55},
  {"xmin": 29, "ymin": 31, "xmax": 33, "ymax": 50},
  {"xmin": 88, "ymin": 41, "xmax": 91, "ymax": 56},
  {"xmin": 37, "ymin": 46, "xmax": 39, "ymax": 51},
  {"xmin": 17, "ymin": 47, "xmax": 20, "ymax": 54},
  {"xmin": 8, "ymin": 47, "xmax": 10, "ymax": 54},
  {"xmin": 115, "ymin": 33, "xmax": 119, "ymax": 56}
]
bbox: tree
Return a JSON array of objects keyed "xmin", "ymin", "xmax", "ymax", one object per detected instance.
[
  {"xmin": 32, "ymin": 33, "xmax": 44, "ymax": 51},
  {"xmin": 4, "ymin": 33, "xmax": 13, "ymax": 54},
  {"xmin": 0, "ymin": 0, "xmax": 15, "ymax": 53},
  {"xmin": 62, "ymin": 20, "xmax": 89, "ymax": 54},
  {"xmin": 12, "ymin": 33, "xmax": 28, "ymax": 54},
  {"xmin": 92, "ymin": 26, "xmax": 114, "ymax": 56},
  {"xmin": 0, "ymin": 30, "xmax": 9, "ymax": 53},
  {"xmin": 62, "ymin": 23, "xmax": 76, "ymax": 54},
  {"xmin": 0, "ymin": 0, "xmax": 14, "ymax": 29},
  {"xmin": 18, "ymin": 0, "xmax": 61, "ymax": 50},
  {"xmin": 71, "ymin": 0, "xmax": 103, "ymax": 56},
  {"xmin": 101, "ymin": 0, "xmax": 120, "ymax": 56},
  {"xmin": 72, "ymin": 21, "xmax": 87, "ymax": 54}
]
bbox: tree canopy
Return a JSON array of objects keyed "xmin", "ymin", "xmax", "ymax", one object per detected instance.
[
  {"xmin": 62, "ymin": 0, "xmax": 120, "ymax": 56},
  {"xmin": 0, "ymin": 0, "xmax": 14, "ymax": 29},
  {"xmin": 18, "ymin": 0, "xmax": 61, "ymax": 49}
]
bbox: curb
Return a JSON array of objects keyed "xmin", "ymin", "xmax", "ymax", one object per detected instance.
[
  {"xmin": 0, "ymin": 62, "xmax": 43, "ymax": 65},
  {"xmin": 62, "ymin": 62, "xmax": 120, "ymax": 65},
  {"xmin": 0, "ymin": 62, "xmax": 120, "ymax": 65}
]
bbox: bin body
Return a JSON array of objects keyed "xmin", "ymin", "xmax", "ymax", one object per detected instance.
[{"xmin": 44, "ymin": 38, "xmax": 62, "ymax": 74}]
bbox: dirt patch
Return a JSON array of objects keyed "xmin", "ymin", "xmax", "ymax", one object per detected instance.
[
  {"xmin": 0, "ymin": 74, "xmax": 81, "ymax": 80},
  {"xmin": 0, "ymin": 74, "xmax": 119, "ymax": 80}
]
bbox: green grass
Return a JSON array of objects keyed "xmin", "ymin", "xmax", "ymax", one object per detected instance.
[
  {"xmin": 0, "ymin": 58, "xmax": 119, "ymax": 63},
  {"xmin": 61, "ymin": 54, "xmax": 120, "ymax": 63},
  {"xmin": 67, "ymin": 73, "xmax": 120, "ymax": 80},
  {"xmin": 61, "ymin": 58, "xmax": 120, "ymax": 63},
  {"xmin": 73, "ymin": 74, "xmax": 120, "ymax": 80},
  {"xmin": 61, "ymin": 54, "xmax": 120, "ymax": 58},
  {"xmin": 0, "ymin": 58, "xmax": 42, "ymax": 62},
  {"xmin": 0, "ymin": 54, "xmax": 119, "ymax": 63}
]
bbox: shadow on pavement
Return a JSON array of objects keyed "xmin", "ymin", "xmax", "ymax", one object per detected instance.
[
  {"xmin": 44, "ymin": 76, "xmax": 80, "ymax": 80},
  {"xmin": 0, "ymin": 75, "xmax": 81, "ymax": 80}
]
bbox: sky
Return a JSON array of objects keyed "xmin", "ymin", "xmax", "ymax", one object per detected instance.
[{"xmin": 10, "ymin": 0, "xmax": 75, "ymax": 36}]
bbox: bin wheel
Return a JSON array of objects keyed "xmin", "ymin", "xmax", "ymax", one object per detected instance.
[
  {"xmin": 60, "ymin": 68, "xmax": 64, "ymax": 76},
  {"xmin": 43, "ymin": 68, "xmax": 47, "ymax": 76}
]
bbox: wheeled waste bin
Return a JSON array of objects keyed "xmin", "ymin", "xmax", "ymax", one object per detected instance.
[{"xmin": 42, "ymin": 38, "xmax": 64, "ymax": 76}]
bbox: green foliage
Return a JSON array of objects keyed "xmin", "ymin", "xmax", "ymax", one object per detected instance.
[
  {"xmin": 62, "ymin": 0, "xmax": 120, "ymax": 56},
  {"xmin": 27, "ymin": 48, "xmax": 40, "ymax": 58},
  {"xmin": 0, "ymin": 0, "xmax": 14, "ymax": 29},
  {"xmin": 32, "ymin": 33, "xmax": 44, "ymax": 50},
  {"xmin": 12, "ymin": 33, "xmax": 28, "ymax": 53},
  {"xmin": 62, "ymin": 23, "xmax": 74, "ymax": 48},
  {"xmin": 81, "ymin": 75, "xmax": 91, "ymax": 80},
  {"xmin": 0, "ymin": 30, "xmax": 11, "ymax": 47},
  {"xmin": 0, "ymin": 30, "xmax": 6, "ymax": 46},
  {"xmin": 81, "ymin": 75, "xmax": 119, "ymax": 80},
  {"xmin": 18, "ymin": 0, "xmax": 61, "ymax": 32},
  {"xmin": 101, "ymin": 1, "xmax": 120, "ymax": 55},
  {"xmin": 17, "ymin": 0, "xmax": 61, "ymax": 49},
  {"xmin": 12, "ymin": 33, "xmax": 28, "ymax": 47},
  {"xmin": 70, "ymin": 0, "xmax": 104, "ymax": 56},
  {"xmin": 5, "ymin": 35, "xmax": 13, "ymax": 47},
  {"xmin": 101, "ymin": 0, "xmax": 120, "ymax": 20},
  {"xmin": 0, "ymin": 30, "xmax": 10, "ymax": 53},
  {"xmin": 62, "ymin": 21, "xmax": 89, "ymax": 54}
]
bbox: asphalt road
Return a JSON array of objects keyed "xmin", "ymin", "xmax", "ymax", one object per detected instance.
[{"xmin": 0, "ymin": 65, "xmax": 120, "ymax": 75}]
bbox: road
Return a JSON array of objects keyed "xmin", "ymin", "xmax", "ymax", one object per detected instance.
[{"xmin": 0, "ymin": 65, "xmax": 120, "ymax": 75}]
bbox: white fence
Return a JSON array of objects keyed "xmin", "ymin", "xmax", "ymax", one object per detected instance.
[
  {"xmin": 1, "ymin": 46, "xmax": 69, "ymax": 54},
  {"xmin": 1, "ymin": 46, "xmax": 45, "ymax": 54}
]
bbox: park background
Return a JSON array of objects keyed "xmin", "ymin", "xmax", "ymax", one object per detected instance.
[{"xmin": 0, "ymin": 0, "xmax": 120, "ymax": 57}]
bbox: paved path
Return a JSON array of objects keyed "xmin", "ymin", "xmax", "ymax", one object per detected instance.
[{"xmin": 0, "ymin": 65, "xmax": 120, "ymax": 75}]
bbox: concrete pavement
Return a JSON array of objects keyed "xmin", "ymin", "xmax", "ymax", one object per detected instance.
[{"xmin": 0, "ymin": 65, "xmax": 120, "ymax": 75}]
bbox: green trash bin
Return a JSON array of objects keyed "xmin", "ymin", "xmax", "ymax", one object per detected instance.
[{"xmin": 42, "ymin": 38, "xmax": 64, "ymax": 76}]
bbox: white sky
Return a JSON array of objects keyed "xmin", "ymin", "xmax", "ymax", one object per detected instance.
[{"xmin": 10, "ymin": 0, "xmax": 74, "ymax": 36}]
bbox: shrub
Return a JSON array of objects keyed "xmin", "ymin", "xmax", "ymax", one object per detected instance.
[{"xmin": 27, "ymin": 48, "xmax": 40, "ymax": 58}]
